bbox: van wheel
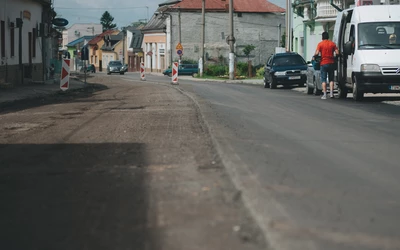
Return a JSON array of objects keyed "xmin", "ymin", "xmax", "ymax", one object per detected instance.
[
  {"xmin": 352, "ymin": 77, "xmax": 364, "ymax": 101},
  {"xmin": 269, "ymin": 77, "xmax": 277, "ymax": 89},
  {"xmin": 337, "ymin": 84, "xmax": 348, "ymax": 99}
]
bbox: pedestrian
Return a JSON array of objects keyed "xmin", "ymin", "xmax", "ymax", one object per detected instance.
[{"xmin": 313, "ymin": 31, "xmax": 339, "ymax": 99}]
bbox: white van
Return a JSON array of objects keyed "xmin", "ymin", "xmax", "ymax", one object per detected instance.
[{"xmin": 333, "ymin": 5, "xmax": 400, "ymax": 101}]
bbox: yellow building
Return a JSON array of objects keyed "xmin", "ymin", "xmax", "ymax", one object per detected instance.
[{"xmin": 86, "ymin": 30, "xmax": 120, "ymax": 71}]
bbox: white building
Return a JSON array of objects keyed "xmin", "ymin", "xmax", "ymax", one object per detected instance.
[
  {"xmin": 61, "ymin": 23, "xmax": 102, "ymax": 50},
  {"xmin": 0, "ymin": 0, "xmax": 53, "ymax": 85}
]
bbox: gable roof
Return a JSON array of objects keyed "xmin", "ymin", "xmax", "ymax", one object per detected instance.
[
  {"xmin": 172, "ymin": 0, "xmax": 285, "ymax": 13},
  {"xmin": 128, "ymin": 28, "xmax": 144, "ymax": 52},
  {"xmin": 66, "ymin": 36, "xmax": 95, "ymax": 47},
  {"xmin": 88, "ymin": 30, "xmax": 118, "ymax": 45}
]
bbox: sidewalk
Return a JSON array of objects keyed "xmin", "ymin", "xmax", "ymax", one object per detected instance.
[
  {"xmin": 148, "ymin": 72, "xmax": 264, "ymax": 86},
  {"xmin": 0, "ymin": 76, "xmax": 88, "ymax": 105}
]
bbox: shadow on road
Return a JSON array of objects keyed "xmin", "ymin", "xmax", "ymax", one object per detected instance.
[{"xmin": 0, "ymin": 143, "xmax": 159, "ymax": 250}]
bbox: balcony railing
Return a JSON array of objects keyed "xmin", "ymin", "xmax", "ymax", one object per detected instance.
[{"xmin": 315, "ymin": 0, "xmax": 342, "ymax": 19}]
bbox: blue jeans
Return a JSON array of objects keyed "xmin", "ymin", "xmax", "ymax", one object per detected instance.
[{"xmin": 320, "ymin": 63, "xmax": 335, "ymax": 83}]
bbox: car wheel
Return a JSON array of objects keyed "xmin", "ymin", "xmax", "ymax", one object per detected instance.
[
  {"xmin": 352, "ymin": 76, "xmax": 364, "ymax": 101},
  {"xmin": 263, "ymin": 76, "xmax": 270, "ymax": 88},
  {"xmin": 313, "ymin": 78, "xmax": 321, "ymax": 96},
  {"xmin": 168, "ymin": 73, "xmax": 172, "ymax": 77},
  {"xmin": 120, "ymin": 72, "xmax": 125, "ymax": 75},
  {"xmin": 337, "ymin": 84, "xmax": 348, "ymax": 99},
  {"xmin": 107, "ymin": 72, "xmax": 111, "ymax": 75},
  {"xmin": 306, "ymin": 83, "xmax": 313, "ymax": 95},
  {"xmin": 269, "ymin": 77, "xmax": 277, "ymax": 89}
]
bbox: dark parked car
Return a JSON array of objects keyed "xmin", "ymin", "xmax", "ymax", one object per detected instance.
[
  {"xmin": 107, "ymin": 61, "xmax": 125, "ymax": 75},
  {"xmin": 163, "ymin": 64, "xmax": 198, "ymax": 77},
  {"xmin": 80, "ymin": 64, "xmax": 96, "ymax": 73},
  {"xmin": 263, "ymin": 52, "xmax": 308, "ymax": 89}
]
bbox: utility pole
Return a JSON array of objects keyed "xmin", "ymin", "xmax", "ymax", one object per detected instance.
[
  {"xmin": 200, "ymin": 0, "xmax": 205, "ymax": 77},
  {"xmin": 178, "ymin": 7, "xmax": 182, "ymax": 64},
  {"xmin": 286, "ymin": 0, "xmax": 292, "ymax": 51},
  {"xmin": 228, "ymin": 0, "xmax": 235, "ymax": 80}
]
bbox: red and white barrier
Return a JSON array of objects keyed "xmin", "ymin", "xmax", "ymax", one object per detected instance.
[
  {"xmin": 60, "ymin": 59, "xmax": 70, "ymax": 91},
  {"xmin": 171, "ymin": 62, "xmax": 178, "ymax": 85},
  {"xmin": 140, "ymin": 62, "xmax": 146, "ymax": 81}
]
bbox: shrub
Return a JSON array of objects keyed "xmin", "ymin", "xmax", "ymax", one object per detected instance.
[
  {"xmin": 255, "ymin": 66, "xmax": 264, "ymax": 78},
  {"xmin": 205, "ymin": 64, "xmax": 228, "ymax": 76},
  {"xmin": 236, "ymin": 62, "xmax": 248, "ymax": 76}
]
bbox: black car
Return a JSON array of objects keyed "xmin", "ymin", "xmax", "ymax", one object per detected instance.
[{"xmin": 263, "ymin": 52, "xmax": 308, "ymax": 89}]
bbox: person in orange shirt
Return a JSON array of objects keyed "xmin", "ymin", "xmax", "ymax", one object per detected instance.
[{"xmin": 313, "ymin": 32, "xmax": 339, "ymax": 99}]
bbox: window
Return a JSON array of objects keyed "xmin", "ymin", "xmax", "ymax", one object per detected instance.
[
  {"xmin": 32, "ymin": 28, "xmax": 36, "ymax": 57},
  {"xmin": 95, "ymin": 55, "xmax": 97, "ymax": 64},
  {"xmin": 1, "ymin": 20, "xmax": 5, "ymax": 58},
  {"xmin": 10, "ymin": 22, "xmax": 15, "ymax": 57},
  {"xmin": 238, "ymin": 13, "xmax": 242, "ymax": 17}
]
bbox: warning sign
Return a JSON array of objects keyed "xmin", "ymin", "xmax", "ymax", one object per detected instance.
[{"xmin": 176, "ymin": 43, "xmax": 183, "ymax": 50}]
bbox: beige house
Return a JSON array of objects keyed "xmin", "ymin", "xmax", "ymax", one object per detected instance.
[{"xmin": 86, "ymin": 30, "xmax": 119, "ymax": 71}]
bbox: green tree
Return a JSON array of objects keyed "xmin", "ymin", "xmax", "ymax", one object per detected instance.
[
  {"xmin": 100, "ymin": 11, "xmax": 117, "ymax": 31},
  {"xmin": 243, "ymin": 44, "xmax": 256, "ymax": 61},
  {"xmin": 281, "ymin": 32, "xmax": 286, "ymax": 48}
]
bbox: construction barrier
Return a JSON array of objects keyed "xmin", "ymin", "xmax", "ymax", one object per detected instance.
[
  {"xmin": 60, "ymin": 59, "xmax": 70, "ymax": 91},
  {"xmin": 171, "ymin": 62, "xmax": 178, "ymax": 85},
  {"xmin": 140, "ymin": 62, "xmax": 146, "ymax": 81}
]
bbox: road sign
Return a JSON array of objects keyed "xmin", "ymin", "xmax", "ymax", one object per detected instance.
[
  {"xmin": 60, "ymin": 59, "xmax": 70, "ymax": 91},
  {"xmin": 177, "ymin": 49, "xmax": 183, "ymax": 56},
  {"xmin": 176, "ymin": 43, "xmax": 183, "ymax": 50}
]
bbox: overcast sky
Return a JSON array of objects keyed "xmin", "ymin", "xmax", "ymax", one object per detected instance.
[{"xmin": 54, "ymin": 0, "xmax": 286, "ymax": 28}]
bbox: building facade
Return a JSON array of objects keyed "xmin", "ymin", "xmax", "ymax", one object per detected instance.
[
  {"xmin": 142, "ymin": 0, "xmax": 285, "ymax": 73},
  {"xmin": 0, "ymin": 0, "xmax": 54, "ymax": 85},
  {"xmin": 61, "ymin": 23, "xmax": 102, "ymax": 50}
]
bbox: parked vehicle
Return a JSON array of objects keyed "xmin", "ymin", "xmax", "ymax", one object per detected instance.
[
  {"xmin": 107, "ymin": 61, "xmax": 125, "ymax": 75},
  {"xmin": 263, "ymin": 52, "xmax": 308, "ymax": 89},
  {"xmin": 333, "ymin": 5, "xmax": 400, "ymax": 101},
  {"xmin": 305, "ymin": 60, "xmax": 337, "ymax": 95},
  {"xmin": 163, "ymin": 64, "xmax": 198, "ymax": 77}
]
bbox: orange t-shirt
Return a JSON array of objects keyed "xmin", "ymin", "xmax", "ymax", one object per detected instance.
[{"xmin": 316, "ymin": 40, "xmax": 338, "ymax": 65}]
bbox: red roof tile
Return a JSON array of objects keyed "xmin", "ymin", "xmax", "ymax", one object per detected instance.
[
  {"xmin": 88, "ymin": 30, "xmax": 118, "ymax": 45},
  {"xmin": 172, "ymin": 0, "xmax": 285, "ymax": 13}
]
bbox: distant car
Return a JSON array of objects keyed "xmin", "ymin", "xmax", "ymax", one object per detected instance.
[
  {"xmin": 163, "ymin": 64, "xmax": 198, "ymax": 77},
  {"xmin": 86, "ymin": 64, "xmax": 96, "ymax": 73},
  {"xmin": 80, "ymin": 64, "xmax": 96, "ymax": 73},
  {"xmin": 263, "ymin": 52, "xmax": 308, "ymax": 89},
  {"xmin": 107, "ymin": 61, "xmax": 125, "ymax": 75}
]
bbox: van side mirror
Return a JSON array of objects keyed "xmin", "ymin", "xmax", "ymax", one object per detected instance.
[{"xmin": 344, "ymin": 41, "xmax": 353, "ymax": 55}]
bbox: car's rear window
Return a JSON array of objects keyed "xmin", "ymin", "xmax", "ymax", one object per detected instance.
[{"xmin": 273, "ymin": 56, "xmax": 306, "ymax": 66}]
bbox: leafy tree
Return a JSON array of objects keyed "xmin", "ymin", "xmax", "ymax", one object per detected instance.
[
  {"xmin": 281, "ymin": 32, "xmax": 286, "ymax": 48},
  {"xmin": 100, "ymin": 11, "xmax": 117, "ymax": 31},
  {"xmin": 243, "ymin": 44, "xmax": 256, "ymax": 61}
]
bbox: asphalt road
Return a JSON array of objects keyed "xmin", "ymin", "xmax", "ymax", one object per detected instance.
[
  {"xmin": 137, "ymin": 73, "xmax": 400, "ymax": 250},
  {"xmin": 0, "ymin": 76, "xmax": 266, "ymax": 250}
]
